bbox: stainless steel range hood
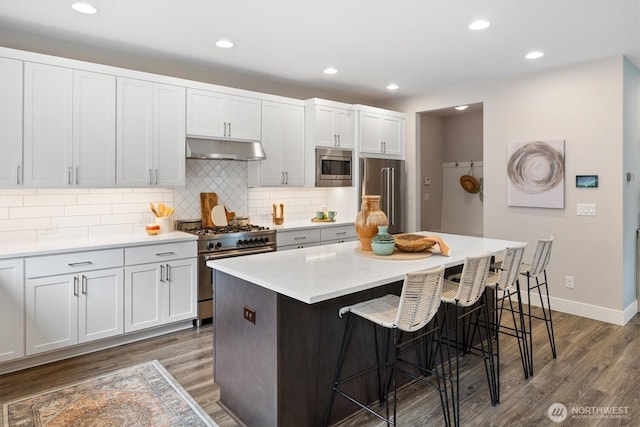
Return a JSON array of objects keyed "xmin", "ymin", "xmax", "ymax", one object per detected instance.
[{"xmin": 186, "ymin": 137, "xmax": 266, "ymax": 161}]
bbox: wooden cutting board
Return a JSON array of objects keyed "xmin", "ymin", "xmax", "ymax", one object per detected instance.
[{"xmin": 200, "ymin": 192, "xmax": 218, "ymax": 228}]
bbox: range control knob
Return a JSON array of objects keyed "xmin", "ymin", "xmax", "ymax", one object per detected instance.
[
  {"xmin": 207, "ymin": 242, "xmax": 215, "ymax": 250},
  {"xmin": 215, "ymin": 242, "xmax": 222, "ymax": 249},
  {"xmin": 264, "ymin": 237, "xmax": 270, "ymax": 243},
  {"xmin": 236, "ymin": 240, "xmax": 243, "ymax": 246}
]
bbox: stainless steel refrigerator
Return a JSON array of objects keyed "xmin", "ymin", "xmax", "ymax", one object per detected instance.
[{"xmin": 359, "ymin": 157, "xmax": 404, "ymax": 234}]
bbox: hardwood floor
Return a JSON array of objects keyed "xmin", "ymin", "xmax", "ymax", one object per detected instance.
[{"xmin": 2, "ymin": 309, "xmax": 640, "ymax": 426}]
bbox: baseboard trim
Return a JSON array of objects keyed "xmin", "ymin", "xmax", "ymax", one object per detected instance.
[
  {"xmin": 517, "ymin": 292, "xmax": 638, "ymax": 326},
  {"xmin": 0, "ymin": 320, "xmax": 194, "ymax": 375}
]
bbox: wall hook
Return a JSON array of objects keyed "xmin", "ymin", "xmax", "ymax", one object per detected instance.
[{"xmin": 455, "ymin": 161, "xmax": 459, "ymax": 167}]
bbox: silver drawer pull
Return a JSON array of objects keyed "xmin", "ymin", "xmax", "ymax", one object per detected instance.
[
  {"xmin": 293, "ymin": 236, "xmax": 307, "ymax": 240},
  {"xmin": 68, "ymin": 261, "xmax": 93, "ymax": 267},
  {"xmin": 155, "ymin": 252, "xmax": 176, "ymax": 257},
  {"xmin": 336, "ymin": 231, "xmax": 347, "ymax": 235}
]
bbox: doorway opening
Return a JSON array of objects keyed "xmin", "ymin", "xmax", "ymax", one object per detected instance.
[{"xmin": 417, "ymin": 103, "xmax": 484, "ymax": 236}]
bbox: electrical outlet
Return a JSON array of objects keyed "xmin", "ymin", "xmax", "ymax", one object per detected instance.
[
  {"xmin": 243, "ymin": 306, "xmax": 256, "ymax": 324},
  {"xmin": 40, "ymin": 226, "xmax": 58, "ymax": 235},
  {"xmin": 424, "ymin": 177, "xmax": 431, "ymax": 185},
  {"xmin": 565, "ymin": 275, "xmax": 574, "ymax": 289},
  {"xmin": 424, "ymin": 193, "xmax": 430, "ymax": 201}
]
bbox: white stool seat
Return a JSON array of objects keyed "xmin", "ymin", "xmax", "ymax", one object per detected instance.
[{"xmin": 340, "ymin": 294, "xmax": 400, "ymax": 328}]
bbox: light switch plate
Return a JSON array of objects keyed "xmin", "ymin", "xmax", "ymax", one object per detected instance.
[{"xmin": 577, "ymin": 203, "xmax": 596, "ymax": 216}]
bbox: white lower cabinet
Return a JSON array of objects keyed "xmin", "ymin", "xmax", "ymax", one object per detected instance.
[
  {"xmin": 276, "ymin": 224, "xmax": 357, "ymax": 251},
  {"xmin": 0, "ymin": 259, "xmax": 24, "ymax": 362},
  {"xmin": 25, "ymin": 267, "xmax": 123, "ymax": 355},
  {"xmin": 124, "ymin": 242, "xmax": 197, "ymax": 333}
]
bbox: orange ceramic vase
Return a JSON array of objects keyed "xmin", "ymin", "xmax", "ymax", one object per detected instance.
[{"xmin": 355, "ymin": 195, "xmax": 389, "ymax": 251}]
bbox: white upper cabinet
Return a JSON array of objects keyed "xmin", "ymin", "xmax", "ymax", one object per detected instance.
[
  {"xmin": 23, "ymin": 62, "xmax": 73, "ymax": 187},
  {"xmin": 0, "ymin": 58, "xmax": 23, "ymax": 187},
  {"xmin": 306, "ymin": 99, "xmax": 353, "ymax": 149},
  {"xmin": 186, "ymin": 88, "xmax": 261, "ymax": 141},
  {"xmin": 73, "ymin": 70, "xmax": 117, "ymax": 187},
  {"xmin": 248, "ymin": 101, "xmax": 304, "ymax": 187},
  {"xmin": 355, "ymin": 106, "xmax": 405, "ymax": 158},
  {"xmin": 117, "ymin": 78, "xmax": 186, "ymax": 187},
  {"xmin": 23, "ymin": 62, "xmax": 116, "ymax": 187}
]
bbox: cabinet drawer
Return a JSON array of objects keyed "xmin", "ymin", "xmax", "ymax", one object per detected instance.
[
  {"xmin": 321, "ymin": 225, "xmax": 357, "ymax": 242},
  {"xmin": 276, "ymin": 229, "xmax": 321, "ymax": 247},
  {"xmin": 26, "ymin": 249, "xmax": 123, "ymax": 278},
  {"xmin": 125, "ymin": 241, "xmax": 197, "ymax": 265}
]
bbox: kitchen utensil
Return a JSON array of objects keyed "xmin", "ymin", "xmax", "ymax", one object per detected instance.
[
  {"xmin": 212, "ymin": 204, "xmax": 228, "ymax": 226},
  {"xmin": 150, "ymin": 203, "xmax": 159, "ymax": 217},
  {"xmin": 200, "ymin": 193, "xmax": 219, "ymax": 228}
]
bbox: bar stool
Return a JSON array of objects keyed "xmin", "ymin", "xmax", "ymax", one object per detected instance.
[
  {"xmin": 440, "ymin": 252, "xmax": 495, "ymax": 426},
  {"xmin": 484, "ymin": 244, "xmax": 528, "ymax": 402},
  {"xmin": 520, "ymin": 236, "xmax": 556, "ymax": 376},
  {"xmin": 324, "ymin": 266, "xmax": 451, "ymax": 426}
]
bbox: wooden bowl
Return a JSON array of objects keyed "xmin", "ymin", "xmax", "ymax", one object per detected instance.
[{"xmin": 394, "ymin": 234, "xmax": 436, "ymax": 252}]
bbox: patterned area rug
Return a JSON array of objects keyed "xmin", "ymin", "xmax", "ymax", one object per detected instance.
[{"xmin": 3, "ymin": 360, "xmax": 218, "ymax": 427}]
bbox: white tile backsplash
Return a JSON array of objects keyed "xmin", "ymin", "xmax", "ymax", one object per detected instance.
[{"xmin": 0, "ymin": 159, "xmax": 336, "ymax": 242}]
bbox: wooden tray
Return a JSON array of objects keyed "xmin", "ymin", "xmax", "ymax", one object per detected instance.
[
  {"xmin": 355, "ymin": 247, "xmax": 433, "ymax": 260},
  {"xmin": 311, "ymin": 218, "xmax": 336, "ymax": 222}
]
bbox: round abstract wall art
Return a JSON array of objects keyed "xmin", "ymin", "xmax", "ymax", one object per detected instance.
[{"xmin": 507, "ymin": 140, "xmax": 565, "ymax": 209}]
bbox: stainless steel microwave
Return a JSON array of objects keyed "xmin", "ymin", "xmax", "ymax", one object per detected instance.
[{"xmin": 316, "ymin": 148, "xmax": 353, "ymax": 187}]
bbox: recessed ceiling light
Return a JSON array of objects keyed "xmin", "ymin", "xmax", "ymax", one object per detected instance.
[
  {"xmin": 455, "ymin": 105, "xmax": 469, "ymax": 111},
  {"xmin": 216, "ymin": 40, "xmax": 234, "ymax": 49},
  {"xmin": 386, "ymin": 83, "xmax": 399, "ymax": 90},
  {"xmin": 469, "ymin": 20, "xmax": 490, "ymax": 30},
  {"xmin": 71, "ymin": 3, "xmax": 98, "ymax": 14},
  {"xmin": 323, "ymin": 67, "xmax": 338, "ymax": 75},
  {"xmin": 525, "ymin": 51, "xmax": 544, "ymax": 59}
]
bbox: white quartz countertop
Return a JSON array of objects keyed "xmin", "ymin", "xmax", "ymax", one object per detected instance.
[
  {"xmin": 207, "ymin": 232, "xmax": 523, "ymax": 304},
  {"xmin": 0, "ymin": 231, "xmax": 197, "ymax": 259},
  {"xmin": 254, "ymin": 218, "xmax": 354, "ymax": 232}
]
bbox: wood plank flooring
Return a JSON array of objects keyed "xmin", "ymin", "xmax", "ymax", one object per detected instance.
[{"xmin": 2, "ymin": 309, "xmax": 640, "ymax": 426}]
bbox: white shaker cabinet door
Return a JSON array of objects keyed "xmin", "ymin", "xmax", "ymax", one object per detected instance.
[
  {"xmin": 154, "ymin": 83, "xmax": 186, "ymax": 187},
  {"xmin": 186, "ymin": 88, "xmax": 226, "ymax": 138},
  {"xmin": 124, "ymin": 264, "xmax": 163, "ymax": 332},
  {"xmin": 164, "ymin": 258, "xmax": 197, "ymax": 324},
  {"xmin": 0, "ymin": 58, "xmax": 23, "ymax": 187},
  {"xmin": 0, "ymin": 259, "xmax": 24, "ymax": 362},
  {"xmin": 23, "ymin": 62, "xmax": 73, "ymax": 187},
  {"xmin": 334, "ymin": 108, "xmax": 353, "ymax": 149},
  {"xmin": 380, "ymin": 115, "xmax": 403, "ymax": 156},
  {"xmin": 226, "ymin": 95, "xmax": 261, "ymax": 141},
  {"xmin": 78, "ymin": 268, "xmax": 124, "ymax": 343},
  {"xmin": 116, "ymin": 77, "xmax": 154, "ymax": 186},
  {"xmin": 25, "ymin": 274, "xmax": 78, "ymax": 355},
  {"xmin": 282, "ymin": 104, "xmax": 305, "ymax": 185},
  {"xmin": 73, "ymin": 70, "xmax": 116, "ymax": 187}
]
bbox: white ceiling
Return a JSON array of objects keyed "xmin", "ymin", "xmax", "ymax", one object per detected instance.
[{"xmin": 1, "ymin": 0, "xmax": 639, "ymax": 102}]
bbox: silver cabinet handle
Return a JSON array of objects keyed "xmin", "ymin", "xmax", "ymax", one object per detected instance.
[
  {"xmin": 285, "ymin": 171, "xmax": 288, "ymax": 184},
  {"xmin": 149, "ymin": 169, "xmax": 153, "ymax": 185},
  {"xmin": 337, "ymin": 134, "xmax": 341, "ymax": 147},
  {"xmin": 73, "ymin": 276, "xmax": 79, "ymax": 296},
  {"xmin": 160, "ymin": 264, "xmax": 165, "ymax": 282},
  {"xmin": 75, "ymin": 167, "xmax": 79, "ymax": 185},
  {"xmin": 281, "ymin": 171, "xmax": 284, "ymax": 184},
  {"xmin": 154, "ymin": 169, "xmax": 158, "ymax": 185},
  {"xmin": 166, "ymin": 264, "xmax": 171, "ymax": 282},
  {"xmin": 68, "ymin": 167, "xmax": 72, "ymax": 185},
  {"xmin": 68, "ymin": 261, "xmax": 93, "ymax": 267},
  {"xmin": 224, "ymin": 122, "xmax": 228, "ymax": 137},
  {"xmin": 16, "ymin": 165, "xmax": 20, "ymax": 185},
  {"xmin": 155, "ymin": 251, "xmax": 176, "ymax": 257},
  {"xmin": 336, "ymin": 231, "xmax": 347, "ymax": 235},
  {"xmin": 228, "ymin": 122, "xmax": 231, "ymax": 137},
  {"xmin": 294, "ymin": 236, "xmax": 307, "ymax": 240},
  {"xmin": 82, "ymin": 275, "xmax": 87, "ymax": 294}
]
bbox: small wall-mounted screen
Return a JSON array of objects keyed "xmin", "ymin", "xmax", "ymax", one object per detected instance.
[{"xmin": 576, "ymin": 175, "xmax": 598, "ymax": 188}]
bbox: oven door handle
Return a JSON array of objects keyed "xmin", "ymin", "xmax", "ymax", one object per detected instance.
[{"xmin": 202, "ymin": 247, "xmax": 275, "ymax": 261}]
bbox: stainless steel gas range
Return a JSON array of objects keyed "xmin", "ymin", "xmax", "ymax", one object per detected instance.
[{"xmin": 175, "ymin": 219, "xmax": 276, "ymax": 326}]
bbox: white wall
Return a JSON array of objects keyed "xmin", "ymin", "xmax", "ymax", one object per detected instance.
[
  {"xmin": 623, "ymin": 57, "xmax": 640, "ymax": 307},
  {"xmin": 386, "ymin": 56, "xmax": 638, "ymax": 325}
]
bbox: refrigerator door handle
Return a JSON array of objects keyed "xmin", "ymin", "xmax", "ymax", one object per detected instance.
[
  {"xmin": 389, "ymin": 167, "xmax": 395, "ymax": 225},
  {"xmin": 382, "ymin": 167, "xmax": 393, "ymax": 225}
]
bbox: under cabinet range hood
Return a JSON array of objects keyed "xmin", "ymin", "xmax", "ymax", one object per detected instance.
[{"xmin": 185, "ymin": 137, "xmax": 266, "ymax": 161}]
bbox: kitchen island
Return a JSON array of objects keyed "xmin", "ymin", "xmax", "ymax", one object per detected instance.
[{"xmin": 207, "ymin": 232, "xmax": 522, "ymax": 426}]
